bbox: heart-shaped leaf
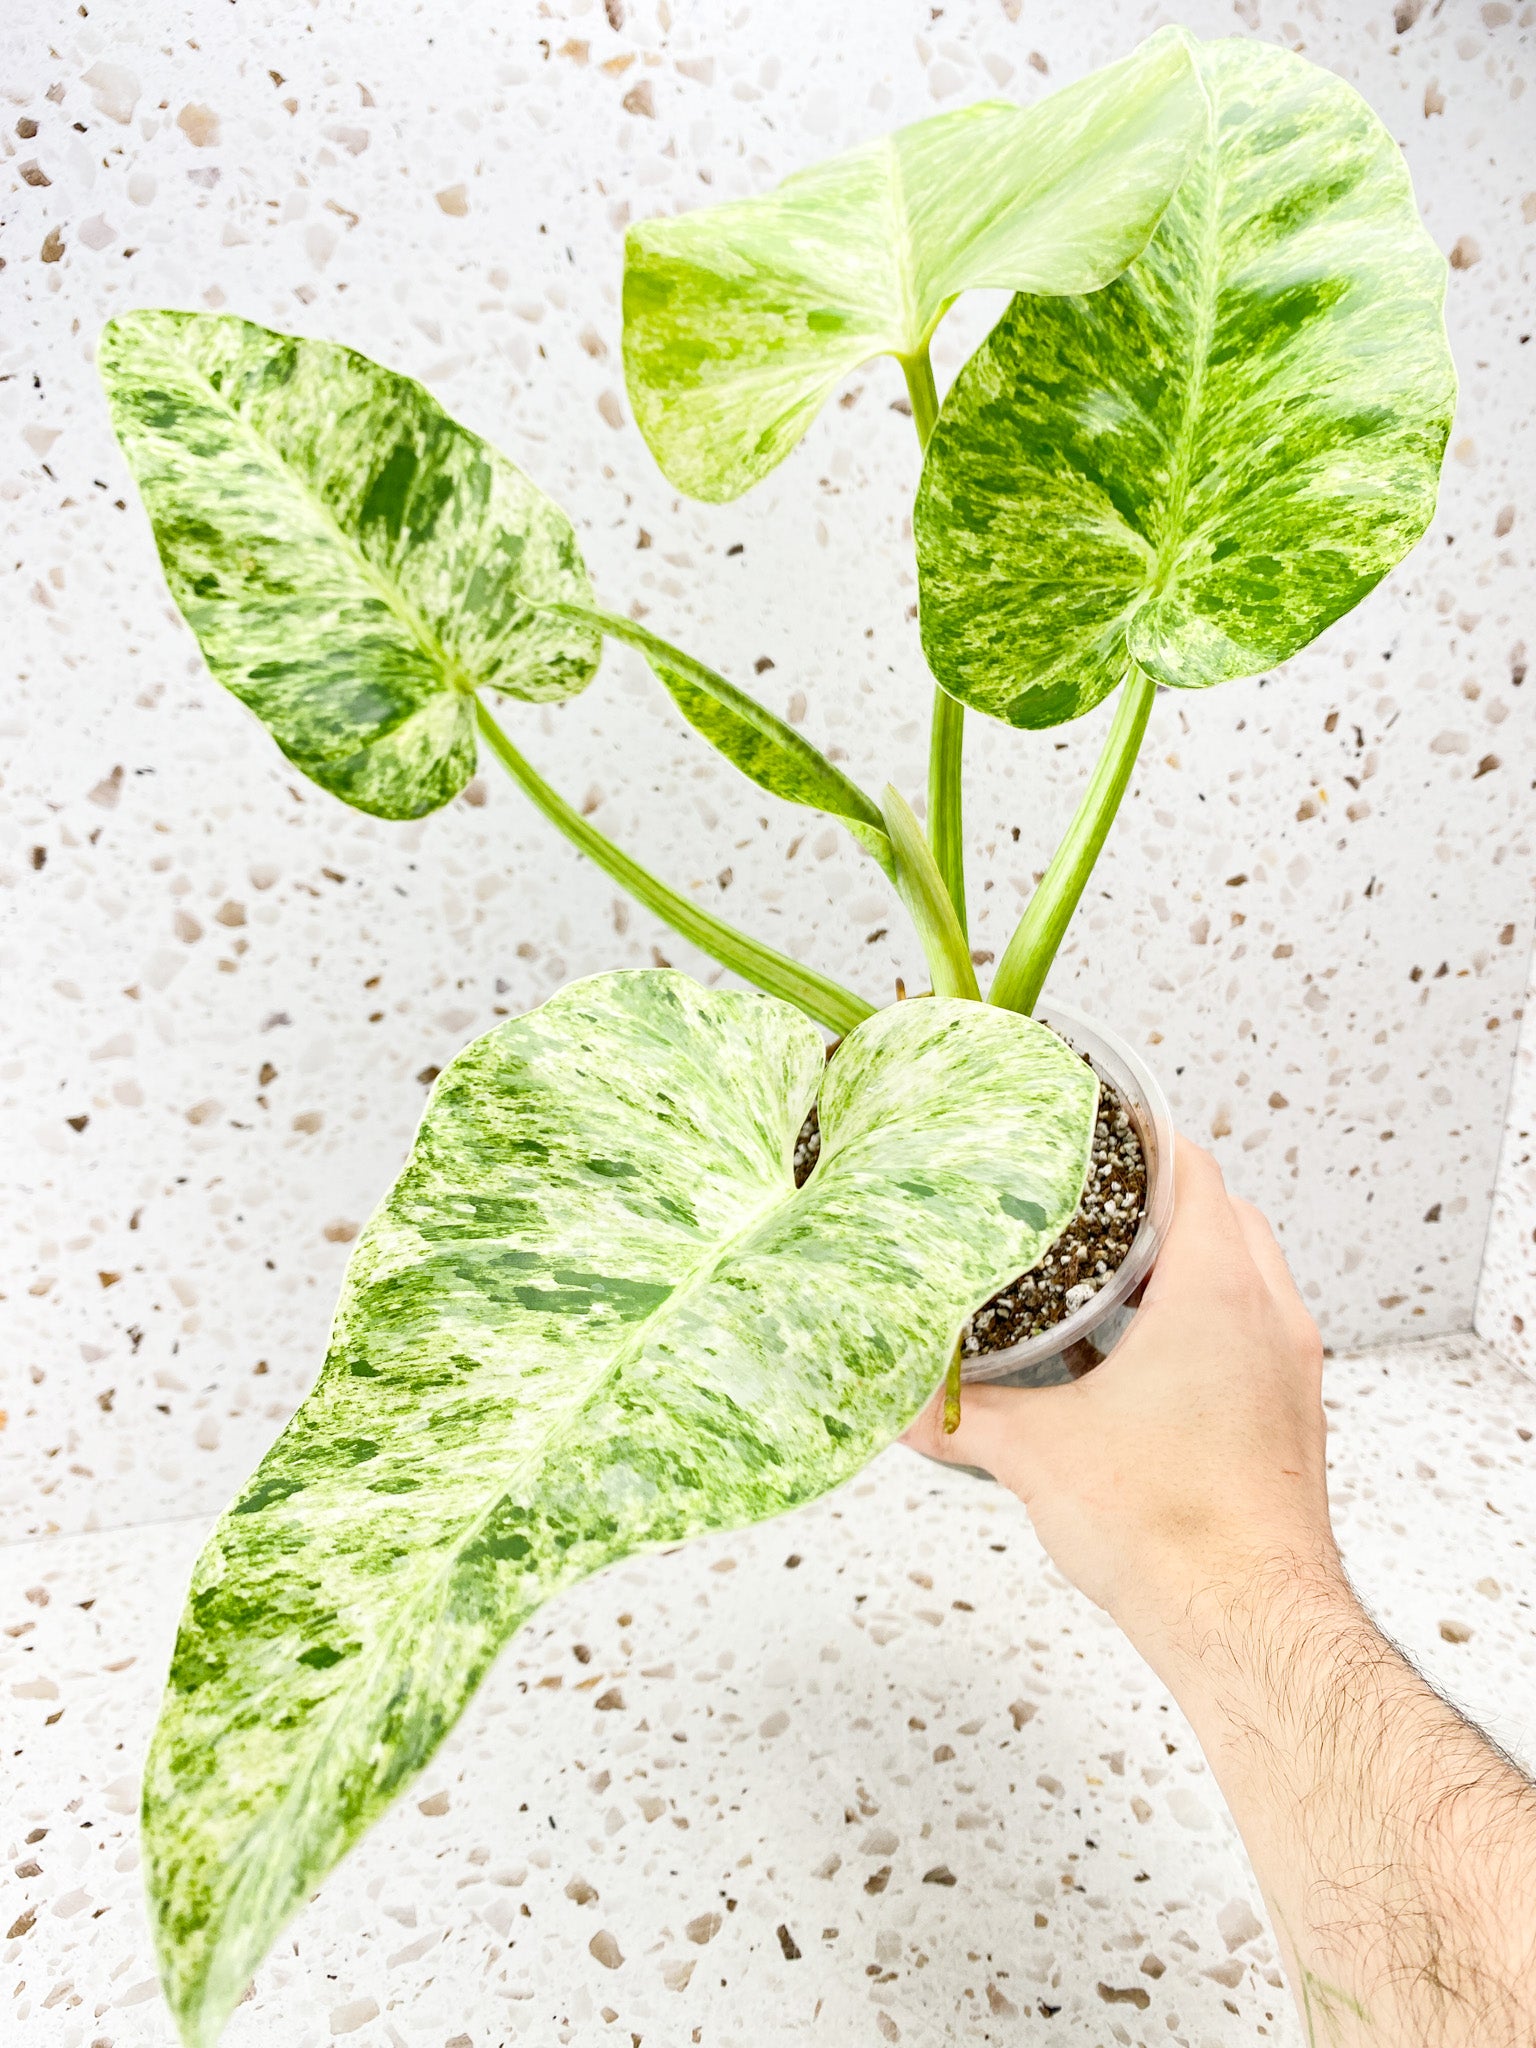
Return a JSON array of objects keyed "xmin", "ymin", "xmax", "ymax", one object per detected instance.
[
  {"xmin": 914, "ymin": 37, "xmax": 1457, "ymax": 729},
  {"xmin": 143, "ymin": 971, "xmax": 1096, "ymax": 2045},
  {"xmin": 100, "ymin": 310, "xmax": 600, "ymax": 818},
  {"xmin": 623, "ymin": 28, "xmax": 1203, "ymax": 501}
]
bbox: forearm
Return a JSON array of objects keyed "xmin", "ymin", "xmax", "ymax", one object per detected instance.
[
  {"xmin": 1147, "ymin": 1560, "xmax": 1536, "ymax": 2047},
  {"xmin": 913, "ymin": 1143, "xmax": 1536, "ymax": 2042}
]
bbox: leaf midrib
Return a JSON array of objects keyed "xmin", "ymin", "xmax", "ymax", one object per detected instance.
[
  {"xmin": 1143, "ymin": 96, "xmax": 1222, "ymax": 607},
  {"xmin": 167, "ymin": 329, "xmax": 477, "ymax": 701},
  {"xmin": 881, "ymin": 134, "xmax": 923, "ymax": 354}
]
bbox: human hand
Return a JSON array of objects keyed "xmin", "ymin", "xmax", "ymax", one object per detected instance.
[
  {"xmin": 904, "ymin": 1135, "xmax": 1345, "ymax": 1674},
  {"xmin": 910, "ymin": 1136, "xmax": 1536, "ymax": 2047}
]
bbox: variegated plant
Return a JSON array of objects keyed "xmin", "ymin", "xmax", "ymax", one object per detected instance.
[{"xmin": 99, "ymin": 25, "xmax": 1454, "ymax": 2044}]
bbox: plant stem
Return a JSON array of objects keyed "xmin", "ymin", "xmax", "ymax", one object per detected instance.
[
  {"xmin": 943, "ymin": 1341, "xmax": 962, "ymax": 1435},
  {"xmin": 899, "ymin": 346, "xmax": 969, "ymax": 942},
  {"xmin": 880, "ymin": 784, "xmax": 981, "ymax": 1003},
  {"xmin": 900, "ymin": 345, "xmax": 940, "ymax": 447},
  {"xmin": 474, "ymin": 698, "xmax": 874, "ymax": 1038},
  {"xmin": 988, "ymin": 662, "xmax": 1157, "ymax": 1016},
  {"xmin": 927, "ymin": 688, "xmax": 967, "ymax": 938}
]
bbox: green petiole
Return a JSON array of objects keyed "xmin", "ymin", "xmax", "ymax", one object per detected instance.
[
  {"xmin": 899, "ymin": 343, "xmax": 941, "ymax": 451},
  {"xmin": 927, "ymin": 689, "xmax": 967, "ymax": 940},
  {"xmin": 942, "ymin": 1341, "xmax": 963, "ymax": 1435},
  {"xmin": 900, "ymin": 344, "xmax": 968, "ymax": 940},
  {"xmin": 988, "ymin": 662, "xmax": 1157, "ymax": 1015},
  {"xmin": 474, "ymin": 697, "xmax": 875, "ymax": 1038}
]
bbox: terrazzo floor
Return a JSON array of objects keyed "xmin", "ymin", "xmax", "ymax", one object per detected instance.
[{"xmin": 4, "ymin": 1334, "xmax": 1533, "ymax": 2048}]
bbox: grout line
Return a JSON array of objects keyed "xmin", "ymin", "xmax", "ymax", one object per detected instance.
[{"xmin": 1468, "ymin": 948, "xmax": 1536, "ymax": 1360}]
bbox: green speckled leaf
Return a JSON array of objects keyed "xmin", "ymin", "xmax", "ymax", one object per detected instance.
[
  {"xmin": 579, "ymin": 607, "xmax": 895, "ymax": 876},
  {"xmin": 144, "ymin": 970, "xmax": 1095, "ymax": 2046},
  {"xmin": 914, "ymin": 37, "xmax": 1456, "ymax": 729},
  {"xmin": 623, "ymin": 28, "xmax": 1203, "ymax": 500},
  {"xmin": 100, "ymin": 310, "xmax": 600, "ymax": 817}
]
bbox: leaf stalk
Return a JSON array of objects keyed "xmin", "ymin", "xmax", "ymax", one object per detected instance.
[
  {"xmin": 943, "ymin": 1341, "xmax": 963, "ymax": 1435},
  {"xmin": 988, "ymin": 662, "xmax": 1157, "ymax": 1015},
  {"xmin": 900, "ymin": 345, "xmax": 969, "ymax": 940},
  {"xmin": 927, "ymin": 688, "xmax": 967, "ymax": 939},
  {"xmin": 474, "ymin": 698, "xmax": 874, "ymax": 1037}
]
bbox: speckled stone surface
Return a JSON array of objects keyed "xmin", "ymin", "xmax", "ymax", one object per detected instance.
[
  {"xmin": 3, "ymin": 1334, "xmax": 1532, "ymax": 2047},
  {"xmin": 1, "ymin": 5, "xmax": 1532, "ymax": 1525},
  {"xmin": 4, "ymin": 10, "xmax": 1534, "ymax": 2041},
  {"xmin": 1479, "ymin": 945, "xmax": 1536, "ymax": 1375}
]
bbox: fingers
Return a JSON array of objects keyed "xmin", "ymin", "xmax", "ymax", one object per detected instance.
[
  {"xmin": 902, "ymin": 1137, "xmax": 1309, "ymax": 1500},
  {"xmin": 1142, "ymin": 1134, "xmax": 1251, "ymax": 1305},
  {"xmin": 1230, "ymin": 1194, "xmax": 1323, "ymax": 1379},
  {"xmin": 1152, "ymin": 1138, "xmax": 1320, "ymax": 1367},
  {"xmin": 900, "ymin": 1379, "xmax": 1049, "ymax": 1495},
  {"xmin": 1230, "ymin": 1195, "xmax": 1301, "ymax": 1308},
  {"xmin": 1141, "ymin": 1138, "xmax": 1311, "ymax": 1341}
]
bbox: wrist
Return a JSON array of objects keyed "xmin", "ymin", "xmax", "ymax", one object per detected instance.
[{"xmin": 1114, "ymin": 1537, "xmax": 1364, "ymax": 1704}]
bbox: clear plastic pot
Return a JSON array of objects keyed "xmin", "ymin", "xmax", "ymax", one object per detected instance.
[{"xmin": 959, "ymin": 1000, "xmax": 1175, "ymax": 1390}]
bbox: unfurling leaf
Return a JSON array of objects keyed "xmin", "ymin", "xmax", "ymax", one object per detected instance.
[
  {"xmin": 880, "ymin": 784, "xmax": 979, "ymax": 1002},
  {"xmin": 143, "ymin": 971, "xmax": 1096, "ymax": 2045},
  {"xmin": 100, "ymin": 311, "xmax": 600, "ymax": 817},
  {"xmin": 914, "ymin": 37, "xmax": 1456, "ymax": 729},
  {"xmin": 575, "ymin": 607, "xmax": 895, "ymax": 876},
  {"xmin": 623, "ymin": 28, "xmax": 1203, "ymax": 500}
]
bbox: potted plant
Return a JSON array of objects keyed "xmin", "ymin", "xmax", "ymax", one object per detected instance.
[{"xmin": 98, "ymin": 26, "xmax": 1453, "ymax": 2043}]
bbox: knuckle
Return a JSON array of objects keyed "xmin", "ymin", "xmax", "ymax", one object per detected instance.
[{"xmin": 1182, "ymin": 1136, "xmax": 1222, "ymax": 1180}]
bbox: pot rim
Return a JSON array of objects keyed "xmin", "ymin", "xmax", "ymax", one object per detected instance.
[{"xmin": 959, "ymin": 997, "xmax": 1175, "ymax": 1385}]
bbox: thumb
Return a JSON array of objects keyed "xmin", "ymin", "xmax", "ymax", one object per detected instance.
[{"xmin": 900, "ymin": 1379, "xmax": 1057, "ymax": 1495}]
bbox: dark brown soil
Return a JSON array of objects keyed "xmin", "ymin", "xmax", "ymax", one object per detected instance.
[
  {"xmin": 792, "ymin": 1109, "xmax": 822, "ymax": 1184},
  {"xmin": 791, "ymin": 1064, "xmax": 1147, "ymax": 1356},
  {"xmin": 963, "ymin": 1073, "xmax": 1146, "ymax": 1356}
]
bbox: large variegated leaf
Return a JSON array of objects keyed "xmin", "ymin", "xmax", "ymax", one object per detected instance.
[
  {"xmin": 914, "ymin": 37, "xmax": 1456, "ymax": 729},
  {"xmin": 144, "ymin": 971, "xmax": 1096, "ymax": 2045},
  {"xmin": 100, "ymin": 310, "xmax": 600, "ymax": 817},
  {"xmin": 622, "ymin": 27, "xmax": 1203, "ymax": 500}
]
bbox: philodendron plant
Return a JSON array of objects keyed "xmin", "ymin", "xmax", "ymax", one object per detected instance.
[{"xmin": 98, "ymin": 27, "xmax": 1454, "ymax": 2042}]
